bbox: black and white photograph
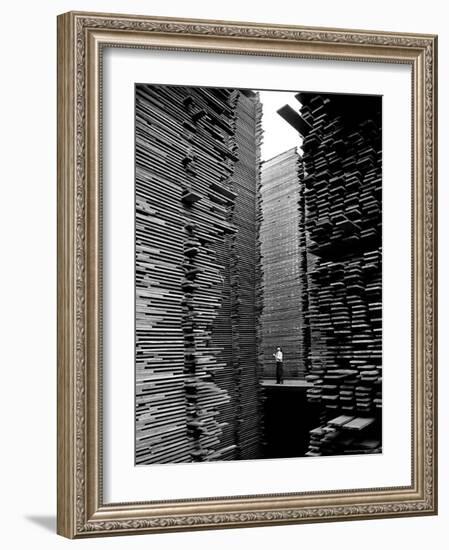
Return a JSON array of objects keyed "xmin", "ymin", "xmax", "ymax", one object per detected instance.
[{"xmin": 135, "ymin": 83, "xmax": 382, "ymax": 465}]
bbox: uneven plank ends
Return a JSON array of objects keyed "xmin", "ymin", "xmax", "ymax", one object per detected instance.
[
  {"xmin": 280, "ymin": 92, "xmax": 383, "ymax": 455},
  {"xmin": 135, "ymin": 85, "xmax": 263, "ymax": 464}
]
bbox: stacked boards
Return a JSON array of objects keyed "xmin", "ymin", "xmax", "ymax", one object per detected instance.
[
  {"xmin": 259, "ymin": 148, "xmax": 309, "ymax": 378},
  {"xmin": 278, "ymin": 92, "xmax": 382, "ymax": 455},
  {"xmin": 307, "ymin": 415, "xmax": 381, "ymax": 457},
  {"xmin": 135, "ymin": 84, "xmax": 263, "ymax": 464},
  {"xmin": 231, "ymin": 91, "xmax": 264, "ymax": 459},
  {"xmin": 206, "ymin": 90, "xmax": 264, "ymax": 460}
]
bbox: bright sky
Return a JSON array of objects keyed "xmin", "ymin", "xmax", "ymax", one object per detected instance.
[{"xmin": 257, "ymin": 90, "xmax": 303, "ymax": 161}]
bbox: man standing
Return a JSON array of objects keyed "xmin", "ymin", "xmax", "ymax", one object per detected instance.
[{"xmin": 273, "ymin": 347, "xmax": 284, "ymax": 384}]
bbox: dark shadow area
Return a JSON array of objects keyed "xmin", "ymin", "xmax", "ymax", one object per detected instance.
[
  {"xmin": 262, "ymin": 380, "xmax": 321, "ymax": 458},
  {"xmin": 25, "ymin": 515, "xmax": 56, "ymax": 533}
]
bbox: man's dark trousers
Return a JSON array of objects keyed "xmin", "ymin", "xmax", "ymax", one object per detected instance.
[{"xmin": 276, "ymin": 361, "xmax": 283, "ymax": 384}]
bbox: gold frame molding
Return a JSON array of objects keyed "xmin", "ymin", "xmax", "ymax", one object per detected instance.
[{"xmin": 57, "ymin": 10, "xmax": 438, "ymax": 539}]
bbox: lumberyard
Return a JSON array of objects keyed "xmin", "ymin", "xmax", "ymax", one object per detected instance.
[{"xmin": 135, "ymin": 84, "xmax": 382, "ymax": 464}]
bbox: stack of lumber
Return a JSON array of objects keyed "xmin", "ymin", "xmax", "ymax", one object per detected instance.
[
  {"xmin": 306, "ymin": 414, "xmax": 382, "ymax": 456},
  {"xmin": 259, "ymin": 148, "xmax": 308, "ymax": 378},
  {"xmin": 135, "ymin": 84, "xmax": 263, "ymax": 464},
  {"xmin": 135, "ymin": 85, "xmax": 193, "ymax": 465},
  {"xmin": 231, "ymin": 90, "xmax": 264, "ymax": 459},
  {"xmin": 208, "ymin": 90, "xmax": 265, "ymax": 461},
  {"xmin": 278, "ymin": 92, "xmax": 382, "ymax": 454}
]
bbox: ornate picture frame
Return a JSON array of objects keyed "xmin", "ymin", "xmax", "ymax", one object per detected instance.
[{"xmin": 57, "ymin": 11, "xmax": 437, "ymax": 538}]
